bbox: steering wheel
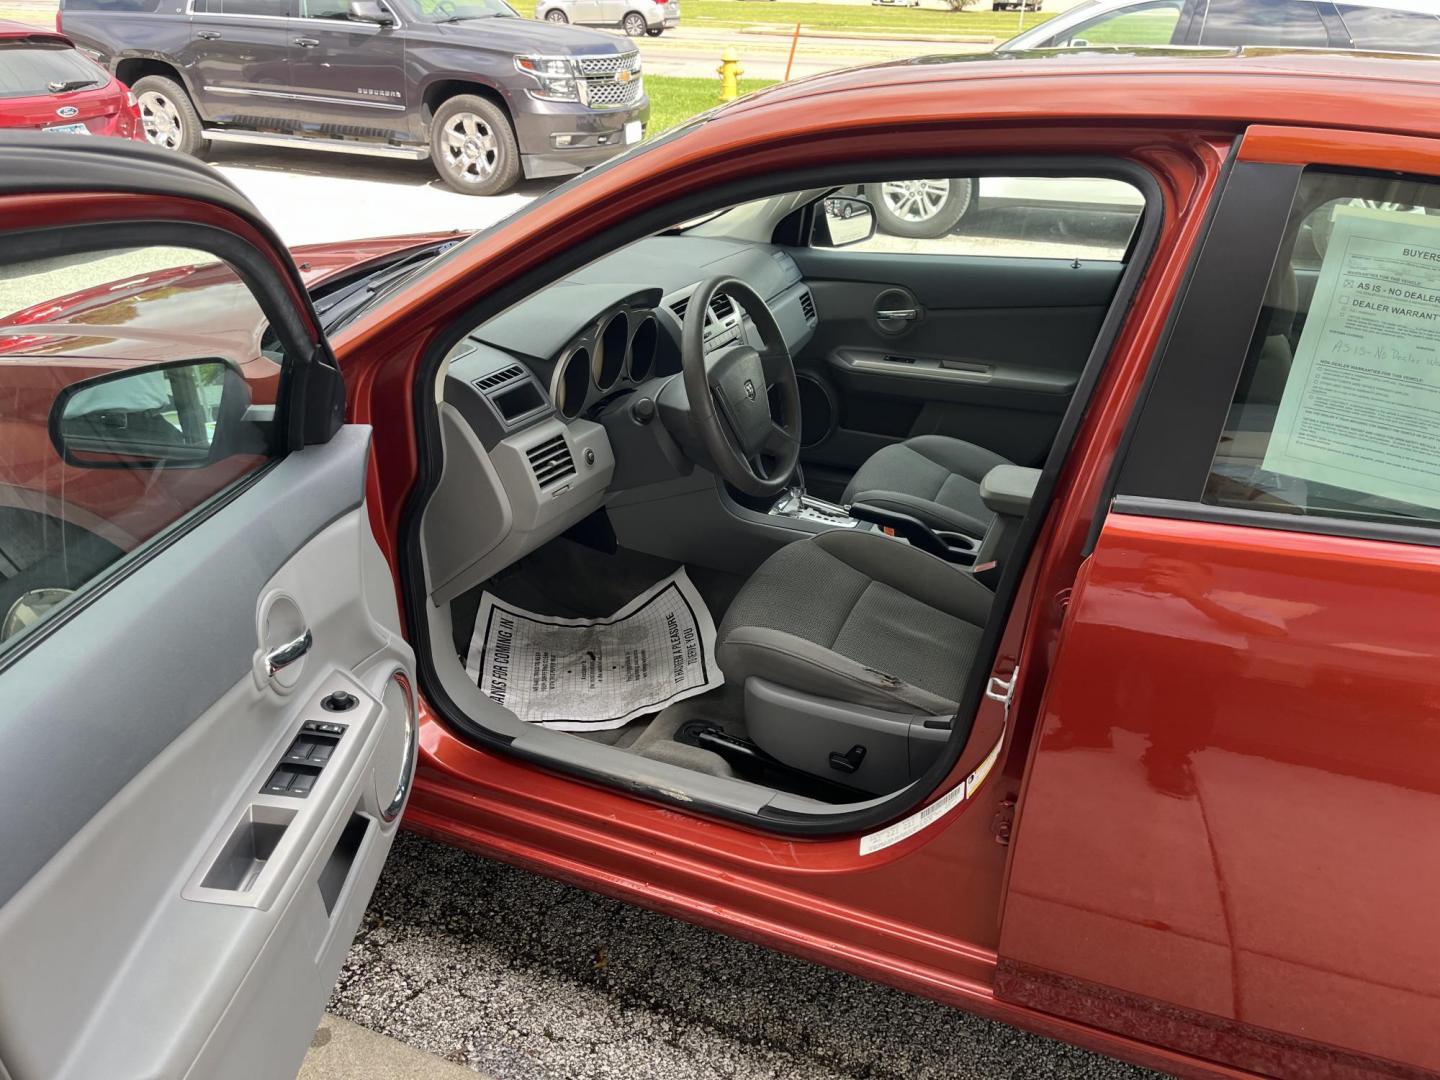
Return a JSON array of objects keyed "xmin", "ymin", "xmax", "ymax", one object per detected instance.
[{"xmin": 680, "ymin": 275, "xmax": 801, "ymax": 498}]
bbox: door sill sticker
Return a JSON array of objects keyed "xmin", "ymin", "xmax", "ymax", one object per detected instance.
[{"xmin": 859, "ymin": 729, "xmax": 1004, "ymax": 856}]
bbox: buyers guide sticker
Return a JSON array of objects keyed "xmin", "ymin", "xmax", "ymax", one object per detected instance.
[{"xmin": 466, "ymin": 568, "xmax": 722, "ymax": 732}]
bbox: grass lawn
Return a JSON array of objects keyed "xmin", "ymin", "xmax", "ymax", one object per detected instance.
[
  {"xmin": 645, "ymin": 74, "xmax": 779, "ymax": 136},
  {"xmin": 678, "ymin": 0, "xmax": 1053, "ymax": 37}
]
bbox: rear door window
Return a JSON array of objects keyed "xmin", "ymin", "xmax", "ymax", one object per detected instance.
[
  {"xmin": 1051, "ymin": 0, "xmax": 1185, "ymax": 47},
  {"xmin": 0, "ymin": 43, "xmax": 106, "ymax": 98},
  {"xmin": 1198, "ymin": 0, "xmax": 1330, "ymax": 46},
  {"xmin": 1335, "ymin": 3, "xmax": 1440, "ymax": 52}
]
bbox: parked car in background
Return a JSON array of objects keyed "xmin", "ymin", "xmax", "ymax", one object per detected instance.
[
  {"xmin": 992, "ymin": 0, "xmax": 1043, "ymax": 10},
  {"xmin": 57, "ymin": 0, "xmax": 649, "ymax": 195},
  {"xmin": 537, "ymin": 0, "xmax": 678, "ymax": 37},
  {"xmin": 871, "ymin": 0, "xmax": 922, "ymax": 10},
  {"xmin": 998, "ymin": 0, "xmax": 1440, "ymax": 53},
  {"xmin": 0, "ymin": 21, "xmax": 143, "ymax": 139}
]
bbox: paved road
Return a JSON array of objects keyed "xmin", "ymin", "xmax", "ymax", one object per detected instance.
[{"xmin": 331, "ymin": 832, "xmax": 1167, "ymax": 1080}]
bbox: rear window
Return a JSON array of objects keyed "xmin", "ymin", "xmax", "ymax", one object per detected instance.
[
  {"xmin": 1335, "ymin": 4, "xmax": 1440, "ymax": 52},
  {"xmin": 0, "ymin": 43, "xmax": 105, "ymax": 99},
  {"xmin": 1198, "ymin": 0, "xmax": 1330, "ymax": 47}
]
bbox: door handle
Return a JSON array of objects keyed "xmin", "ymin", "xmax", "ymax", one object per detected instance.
[
  {"xmin": 293, "ymin": 36, "xmax": 320, "ymax": 46},
  {"xmin": 264, "ymin": 629, "xmax": 313, "ymax": 678},
  {"xmin": 196, "ymin": 29, "xmax": 222, "ymax": 38},
  {"xmin": 875, "ymin": 307, "xmax": 918, "ymax": 321}
]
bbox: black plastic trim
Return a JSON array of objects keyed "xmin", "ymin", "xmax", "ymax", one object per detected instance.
[
  {"xmin": 1114, "ymin": 495, "xmax": 1440, "ymax": 550},
  {"xmin": 399, "ymin": 151, "xmax": 1164, "ymax": 837}
]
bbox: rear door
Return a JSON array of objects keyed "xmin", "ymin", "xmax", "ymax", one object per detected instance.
[
  {"xmin": 187, "ymin": 0, "xmax": 298, "ymax": 126},
  {"xmin": 0, "ymin": 135, "xmax": 416, "ymax": 1080},
  {"xmin": 787, "ymin": 171, "xmax": 1144, "ymax": 499},
  {"xmin": 997, "ymin": 130, "xmax": 1440, "ymax": 1075}
]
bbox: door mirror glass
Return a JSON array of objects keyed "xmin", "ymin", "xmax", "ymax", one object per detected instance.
[
  {"xmin": 50, "ymin": 358, "xmax": 248, "ymax": 469},
  {"xmin": 814, "ymin": 196, "xmax": 877, "ymax": 248},
  {"xmin": 348, "ymin": 0, "xmax": 396, "ymax": 23}
]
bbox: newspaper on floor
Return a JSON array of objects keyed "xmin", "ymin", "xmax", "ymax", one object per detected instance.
[{"xmin": 464, "ymin": 568, "xmax": 723, "ymax": 732}]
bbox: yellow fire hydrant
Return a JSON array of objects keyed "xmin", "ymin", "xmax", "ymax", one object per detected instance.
[{"xmin": 717, "ymin": 47, "xmax": 743, "ymax": 102}]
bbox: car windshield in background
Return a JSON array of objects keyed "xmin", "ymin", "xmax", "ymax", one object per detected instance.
[
  {"xmin": 0, "ymin": 43, "xmax": 104, "ymax": 99},
  {"xmin": 403, "ymin": 0, "xmax": 518, "ymax": 21}
]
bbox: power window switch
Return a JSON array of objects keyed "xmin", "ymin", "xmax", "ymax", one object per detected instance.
[
  {"xmin": 290, "ymin": 771, "xmax": 317, "ymax": 796},
  {"xmin": 309, "ymin": 740, "xmax": 335, "ymax": 764},
  {"xmin": 262, "ymin": 769, "xmax": 296, "ymax": 796}
]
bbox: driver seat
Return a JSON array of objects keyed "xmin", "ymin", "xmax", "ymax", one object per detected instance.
[{"xmin": 716, "ymin": 530, "xmax": 992, "ymax": 794}]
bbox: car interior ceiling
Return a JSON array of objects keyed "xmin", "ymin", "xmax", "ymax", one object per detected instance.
[{"xmin": 410, "ymin": 168, "xmax": 1150, "ymax": 824}]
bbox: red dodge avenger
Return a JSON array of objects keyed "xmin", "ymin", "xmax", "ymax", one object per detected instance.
[
  {"xmin": 2, "ymin": 46, "xmax": 1439, "ymax": 1080},
  {"xmin": 0, "ymin": 20, "xmax": 142, "ymax": 139}
]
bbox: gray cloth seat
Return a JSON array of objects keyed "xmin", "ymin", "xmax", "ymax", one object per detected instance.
[
  {"xmin": 716, "ymin": 530, "xmax": 992, "ymax": 716},
  {"xmin": 842, "ymin": 434, "xmax": 1011, "ymax": 538}
]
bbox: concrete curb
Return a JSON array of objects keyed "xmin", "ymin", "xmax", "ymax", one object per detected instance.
[{"xmin": 299, "ymin": 1014, "xmax": 488, "ymax": 1080}]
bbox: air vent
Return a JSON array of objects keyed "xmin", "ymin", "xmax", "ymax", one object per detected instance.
[
  {"xmin": 669, "ymin": 296, "xmax": 690, "ymax": 322},
  {"xmin": 799, "ymin": 290, "xmax": 816, "ymax": 323},
  {"xmin": 709, "ymin": 294, "xmax": 735, "ymax": 320},
  {"xmin": 474, "ymin": 364, "xmax": 524, "ymax": 392},
  {"xmin": 525, "ymin": 434, "xmax": 576, "ymax": 488}
]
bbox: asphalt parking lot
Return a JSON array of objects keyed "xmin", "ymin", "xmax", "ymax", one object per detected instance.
[{"xmin": 331, "ymin": 832, "xmax": 1165, "ymax": 1080}]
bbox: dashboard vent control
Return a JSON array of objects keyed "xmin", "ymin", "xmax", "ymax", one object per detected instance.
[
  {"xmin": 709, "ymin": 293, "xmax": 735, "ymax": 320},
  {"xmin": 799, "ymin": 290, "xmax": 816, "ymax": 323},
  {"xmin": 526, "ymin": 434, "xmax": 576, "ymax": 488},
  {"xmin": 474, "ymin": 365, "xmax": 524, "ymax": 391}
]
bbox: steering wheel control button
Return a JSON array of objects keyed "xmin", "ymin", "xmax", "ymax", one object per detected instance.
[
  {"xmin": 321, "ymin": 690, "xmax": 358, "ymax": 712},
  {"xmin": 584, "ymin": 447, "xmax": 596, "ymax": 467}
]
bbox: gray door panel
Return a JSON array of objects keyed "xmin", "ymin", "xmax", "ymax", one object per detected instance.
[
  {"xmin": 788, "ymin": 251, "xmax": 1123, "ymax": 482},
  {"xmin": 0, "ymin": 426, "xmax": 416, "ymax": 1080}
]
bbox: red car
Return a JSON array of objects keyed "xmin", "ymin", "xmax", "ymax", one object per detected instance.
[
  {"xmin": 2, "ymin": 47, "xmax": 1439, "ymax": 1080},
  {"xmin": 0, "ymin": 21, "xmax": 142, "ymax": 140}
]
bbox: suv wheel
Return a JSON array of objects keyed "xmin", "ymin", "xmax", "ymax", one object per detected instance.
[
  {"xmin": 430, "ymin": 95, "xmax": 520, "ymax": 197},
  {"xmin": 865, "ymin": 177, "xmax": 974, "ymax": 239},
  {"xmin": 544, "ymin": 8, "xmax": 567, "ymax": 20},
  {"xmin": 622, "ymin": 11, "xmax": 647, "ymax": 35},
  {"xmin": 131, "ymin": 75, "xmax": 208, "ymax": 157}
]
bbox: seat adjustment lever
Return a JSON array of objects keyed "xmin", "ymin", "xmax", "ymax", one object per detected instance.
[{"xmin": 828, "ymin": 744, "xmax": 866, "ymax": 774}]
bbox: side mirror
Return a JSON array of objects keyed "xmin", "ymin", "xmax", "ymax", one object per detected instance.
[
  {"xmin": 349, "ymin": 0, "xmax": 396, "ymax": 24},
  {"xmin": 50, "ymin": 357, "xmax": 251, "ymax": 469},
  {"xmin": 813, "ymin": 196, "xmax": 877, "ymax": 248},
  {"xmin": 1068, "ymin": 37, "xmax": 1090, "ymax": 47}
]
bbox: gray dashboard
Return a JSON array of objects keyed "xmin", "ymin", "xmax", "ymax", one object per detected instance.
[{"xmin": 421, "ymin": 234, "xmax": 817, "ymax": 605}]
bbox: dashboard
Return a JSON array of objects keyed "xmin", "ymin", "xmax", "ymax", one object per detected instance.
[{"xmin": 422, "ymin": 235, "xmax": 818, "ymax": 604}]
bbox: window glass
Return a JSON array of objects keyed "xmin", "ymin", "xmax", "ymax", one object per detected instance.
[
  {"xmin": 814, "ymin": 176, "xmax": 1142, "ymax": 262},
  {"xmin": 302, "ymin": 0, "xmax": 354, "ymax": 17},
  {"xmin": 214, "ymin": 0, "xmax": 291, "ymax": 15},
  {"xmin": 1199, "ymin": 0, "xmax": 1329, "ymax": 46},
  {"xmin": 1051, "ymin": 1, "xmax": 1183, "ymax": 47},
  {"xmin": 1205, "ymin": 171, "xmax": 1440, "ymax": 527},
  {"xmin": 0, "ymin": 43, "xmax": 106, "ymax": 99},
  {"xmin": 1336, "ymin": 4, "xmax": 1440, "ymax": 52},
  {"xmin": 0, "ymin": 246, "xmax": 281, "ymax": 649}
]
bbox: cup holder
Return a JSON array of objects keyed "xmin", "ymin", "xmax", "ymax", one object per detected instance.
[{"xmin": 936, "ymin": 531, "xmax": 981, "ymax": 564}]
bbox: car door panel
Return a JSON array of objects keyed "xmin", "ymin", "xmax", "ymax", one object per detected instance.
[
  {"xmin": 289, "ymin": 17, "xmax": 407, "ymax": 131},
  {"xmin": 0, "ymin": 427, "xmax": 415, "ymax": 1080},
  {"xmin": 188, "ymin": 2, "xmax": 298, "ymax": 125},
  {"xmin": 790, "ymin": 249, "xmax": 1124, "ymax": 479}
]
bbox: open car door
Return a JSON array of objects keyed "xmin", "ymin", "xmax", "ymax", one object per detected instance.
[{"xmin": 0, "ymin": 135, "xmax": 416, "ymax": 1080}]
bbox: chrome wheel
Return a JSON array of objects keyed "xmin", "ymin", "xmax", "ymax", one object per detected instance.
[
  {"xmin": 879, "ymin": 178, "xmax": 953, "ymax": 224},
  {"xmin": 137, "ymin": 90, "xmax": 183, "ymax": 151},
  {"xmin": 439, "ymin": 111, "xmax": 498, "ymax": 185},
  {"xmin": 545, "ymin": 8, "xmax": 567, "ymax": 19},
  {"xmin": 622, "ymin": 11, "xmax": 646, "ymax": 34}
]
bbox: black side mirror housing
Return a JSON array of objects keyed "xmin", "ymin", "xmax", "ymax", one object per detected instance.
[{"xmin": 49, "ymin": 357, "xmax": 253, "ymax": 469}]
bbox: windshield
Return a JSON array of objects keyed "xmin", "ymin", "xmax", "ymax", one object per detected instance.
[
  {"xmin": 0, "ymin": 43, "xmax": 106, "ymax": 99},
  {"xmin": 400, "ymin": 0, "xmax": 518, "ymax": 22}
]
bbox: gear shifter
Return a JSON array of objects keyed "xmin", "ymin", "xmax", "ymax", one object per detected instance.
[{"xmin": 769, "ymin": 464, "xmax": 858, "ymax": 527}]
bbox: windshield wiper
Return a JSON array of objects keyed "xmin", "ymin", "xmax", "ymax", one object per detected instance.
[
  {"xmin": 47, "ymin": 79, "xmax": 99, "ymax": 93},
  {"xmin": 315, "ymin": 241, "xmax": 457, "ymax": 333}
]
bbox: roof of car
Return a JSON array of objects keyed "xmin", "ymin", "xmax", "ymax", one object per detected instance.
[
  {"xmin": 0, "ymin": 19, "xmax": 71, "ymax": 43},
  {"xmin": 717, "ymin": 46, "xmax": 1440, "ymax": 140}
]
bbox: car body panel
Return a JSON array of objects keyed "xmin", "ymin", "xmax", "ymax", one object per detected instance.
[{"xmin": 0, "ymin": 20, "xmax": 142, "ymax": 138}]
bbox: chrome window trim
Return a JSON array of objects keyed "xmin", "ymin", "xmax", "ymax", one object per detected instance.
[{"xmin": 185, "ymin": 0, "xmax": 407, "ymax": 29}]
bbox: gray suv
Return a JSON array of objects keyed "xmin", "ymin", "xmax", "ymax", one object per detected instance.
[
  {"xmin": 536, "ymin": 0, "xmax": 679, "ymax": 38},
  {"xmin": 58, "ymin": 0, "xmax": 650, "ymax": 196}
]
